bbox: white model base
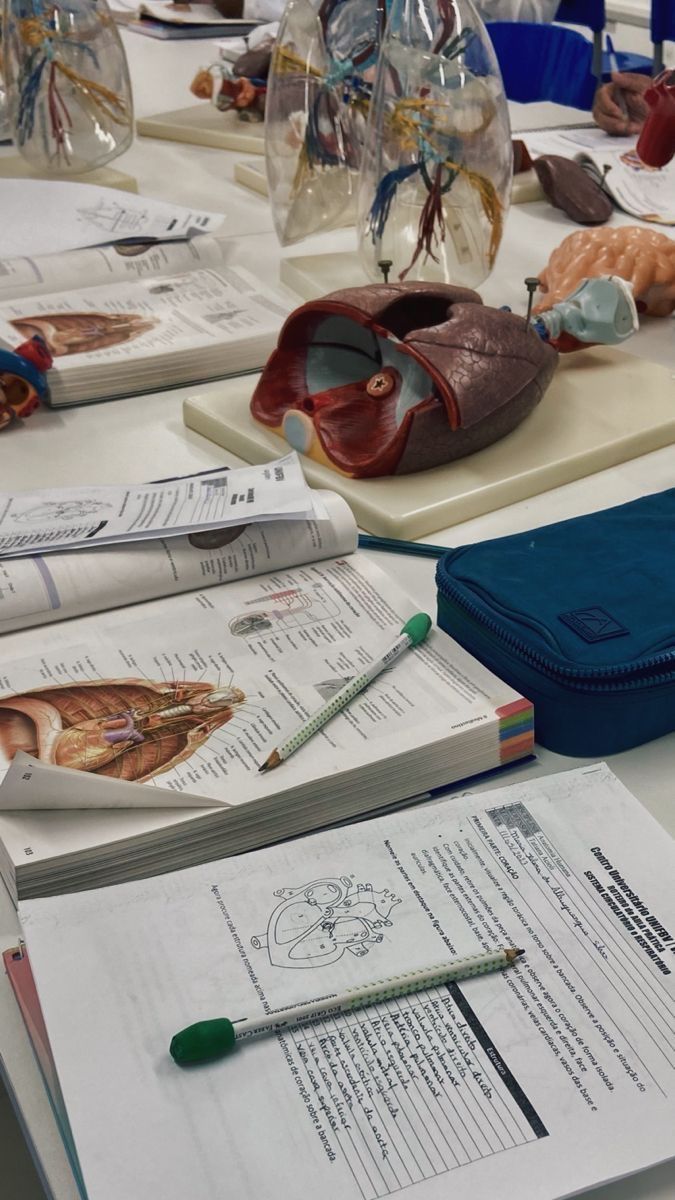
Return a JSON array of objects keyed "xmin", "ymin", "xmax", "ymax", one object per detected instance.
[
  {"xmin": 233, "ymin": 159, "xmax": 268, "ymax": 195},
  {"xmin": 136, "ymin": 106, "xmax": 265, "ymax": 153},
  {"xmin": 0, "ymin": 157, "xmax": 138, "ymax": 191},
  {"xmin": 279, "ymin": 251, "xmax": 365, "ymax": 299},
  {"xmin": 183, "ymin": 348, "xmax": 675, "ymax": 538}
]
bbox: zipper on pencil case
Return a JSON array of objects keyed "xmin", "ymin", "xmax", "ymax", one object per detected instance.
[{"xmin": 436, "ymin": 574, "xmax": 675, "ymax": 692}]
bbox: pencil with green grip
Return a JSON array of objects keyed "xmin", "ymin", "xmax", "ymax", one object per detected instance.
[{"xmin": 258, "ymin": 613, "xmax": 432, "ymax": 772}]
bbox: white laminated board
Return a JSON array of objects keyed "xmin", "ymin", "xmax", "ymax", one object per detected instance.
[
  {"xmin": 136, "ymin": 106, "xmax": 265, "ymax": 153},
  {"xmin": 183, "ymin": 349, "xmax": 675, "ymax": 538},
  {"xmin": 0, "ymin": 157, "xmax": 138, "ymax": 192},
  {"xmin": 234, "ymin": 160, "xmax": 543, "ymax": 204}
]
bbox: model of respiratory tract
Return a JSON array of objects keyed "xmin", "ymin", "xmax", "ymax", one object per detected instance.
[
  {"xmin": 0, "ymin": 336, "xmax": 52, "ymax": 431},
  {"xmin": 250, "ymin": 275, "xmax": 638, "ymax": 478}
]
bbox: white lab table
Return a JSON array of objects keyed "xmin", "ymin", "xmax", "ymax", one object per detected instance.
[{"xmin": 0, "ymin": 28, "xmax": 674, "ymax": 1200}]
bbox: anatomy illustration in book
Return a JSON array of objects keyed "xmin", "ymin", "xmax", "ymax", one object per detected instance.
[
  {"xmin": 11, "ymin": 500, "xmax": 111, "ymax": 523},
  {"xmin": 250, "ymin": 878, "xmax": 402, "ymax": 968},
  {"xmin": 229, "ymin": 587, "xmax": 341, "ymax": 640},
  {"xmin": 10, "ymin": 312, "xmax": 158, "ymax": 356},
  {"xmin": 0, "ymin": 679, "xmax": 247, "ymax": 782}
]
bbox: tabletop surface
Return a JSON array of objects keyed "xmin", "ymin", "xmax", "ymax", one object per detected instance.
[{"xmin": 0, "ymin": 27, "xmax": 674, "ymax": 1200}]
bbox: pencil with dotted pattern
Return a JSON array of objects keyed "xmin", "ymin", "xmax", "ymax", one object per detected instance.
[
  {"xmin": 170, "ymin": 947, "xmax": 525, "ymax": 1064},
  {"xmin": 258, "ymin": 613, "xmax": 432, "ymax": 773}
]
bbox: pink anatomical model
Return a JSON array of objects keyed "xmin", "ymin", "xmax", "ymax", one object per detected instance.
[{"xmin": 535, "ymin": 226, "xmax": 675, "ymax": 319}]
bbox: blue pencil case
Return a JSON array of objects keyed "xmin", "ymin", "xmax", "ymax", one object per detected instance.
[{"xmin": 435, "ymin": 490, "xmax": 675, "ymax": 757}]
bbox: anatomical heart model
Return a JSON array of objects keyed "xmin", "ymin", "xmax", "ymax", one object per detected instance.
[
  {"xmin": 265, "ymin": 0, "xmax": 387, "ymax": 245},
  {"xmin": 357, "ymin": 0, "xmax": 512, "ymax": 285},
  {"xmin": 2, "ymin": 0, "xmax": 133, "ymax": 173},
  {"xmin": 0, "ymin": 679, "xmax": 246, "ymax": 781}
]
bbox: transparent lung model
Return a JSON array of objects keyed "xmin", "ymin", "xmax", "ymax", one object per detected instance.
[
  {"xmin": 265, "ymin": 0, "xmax": 387, "ymax": 244},
  {"xmin": 357, "ymin": 0, "xmax": 512, "ymax": 286},
  {"xmin": 3, "ymin": 0, "xmax": 133, "ymax": 173}
]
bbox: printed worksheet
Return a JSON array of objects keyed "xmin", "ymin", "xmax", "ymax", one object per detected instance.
[
  {"xmin": 0, "ymin": 179, "xmax": 223, "ymax": 259},
  {"xmin": 0, "ymin": 454, "xmax": 319, "ymax": 557},
  {"xmin": 0, "ymin": 490, "xmax": 355, "ymax": 633},
  {"xmin": 0, "ymin": 235, "xmax": 231, "ymax": 303},
  {"xmin": 19, "ymin": 765, "xmax": 675, "ymax": 1200}
]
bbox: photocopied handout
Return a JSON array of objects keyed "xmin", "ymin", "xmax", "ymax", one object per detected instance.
[
  {"xmin": 0, "ymin": 489, "xmax": 356, "ymax": 634},
  {"xmin": 19, "ymin": 765, "xmax": 675, "ymax": 1200},
  {"xmin": 0, "ymin": 178, "xmax": 224, "ymax": 259},
  {"xmin": 0, "ymin": 235, "xmax": 232, "ymax": 303},
  {"xmin": 0, "ymin": 454, "xmax": 323, "ymax": 557}
]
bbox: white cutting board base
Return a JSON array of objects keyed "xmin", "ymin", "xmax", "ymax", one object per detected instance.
[{"xmin": 183, "ymin": 349, "xmax": 675, "ymax": 538}]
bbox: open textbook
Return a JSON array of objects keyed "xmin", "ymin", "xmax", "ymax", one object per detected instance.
[
  {"xmin": 10, "ymin": 764, "xmax": 675, "ymax": 1200},
  {"xmin": 0, "ymin": 543, "xmax": 533, "ymax": 900},
  {"xmin": 137, "ymin": 1, "xmax": 257, "ymax": 26},
  {"xmin": 0, "ymin": 244, "xmax": 291, "ymax": 406},
  {"xmin": 523, "ymin": 126, "xmax": 675, "ymax": 225}
]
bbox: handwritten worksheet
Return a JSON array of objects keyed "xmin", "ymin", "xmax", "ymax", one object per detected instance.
[{"xmin": 19, "ymin": 765, "xmax": 675, "ymax": 1200}]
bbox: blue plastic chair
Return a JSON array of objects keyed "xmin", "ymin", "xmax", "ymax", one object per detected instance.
[
  {"xmin": 652, "ymin": 0, "xmax": 675, "ymax": 73},
  {"xmin": 485, "ymin": 22, "xmax": 597, "ymax": 108},
  {"xmin": 555, "ymin": 0, "xmax": 604, "ymax": 77},
  {"xmin": 555, "ymin": 0, "xmax": 653, "ymax": 80}
]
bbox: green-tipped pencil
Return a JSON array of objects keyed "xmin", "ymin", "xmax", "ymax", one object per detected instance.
[{"xmin": 258, "ymin": 613, "xmax": 432, "ymax": 772}]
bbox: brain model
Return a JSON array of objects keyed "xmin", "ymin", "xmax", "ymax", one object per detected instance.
[{"xmin": 535, "ymin": 226, "xmax": 675, "ymax": 318}]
